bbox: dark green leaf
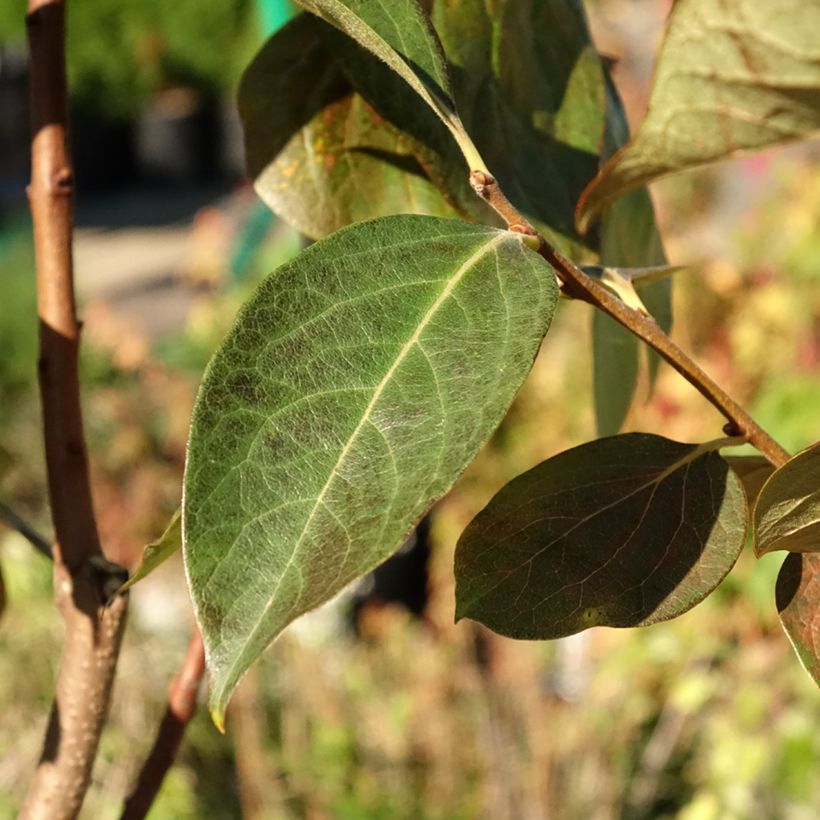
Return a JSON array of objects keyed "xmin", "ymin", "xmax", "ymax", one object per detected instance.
[
  {"xmin": 776, "ymin": 552, "xmax": 820, "ymax": 686},
  {"xmin": 594, "ymin": 184, "xmax": 670, "ymax": 436},
  {"xmin": 428, "ymin": 0, "xmax": 608, "ymax": 256},
  {"xmin": 754, "ymin": 442, "xmax": 820, "ymax": 556},
  {"xmin": 239, "ymin": 15, "xmax": 458, "ymax": 239},
  {"xmin": 292, "ymin": 0, "xmax": 485, "ymax": 168},
  {"xmin": 119, "ymin": 510, "xmax": 181, "ymax": 593},
  {"xmin": 577, "ymin": 0, "xmax": 820, "ymax": 231},
  {"xmin": 455, "ymin": 434, "xmax": 747, "ymax": 639},
  {"xmin": 184, "ymin": 215, "xmax": 558, "ymax": 725}
]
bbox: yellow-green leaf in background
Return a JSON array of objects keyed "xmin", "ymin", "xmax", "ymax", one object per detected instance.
[
  {"xmin": 577, "ymin": 0, "xmax": 820, "ymax": 232},
  {"xmin": 239, "ymin": 15, "xmax": 459, "ymax": 239}
]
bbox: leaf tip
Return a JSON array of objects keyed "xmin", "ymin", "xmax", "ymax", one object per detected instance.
[{"xmin": 209, "ymin": 701, "xmax": 227, "ymax": 734}]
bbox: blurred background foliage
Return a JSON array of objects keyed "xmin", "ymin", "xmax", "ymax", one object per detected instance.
[{"xmin": 1, "ymin": 0, "xmax": 819, "ymax": 818}]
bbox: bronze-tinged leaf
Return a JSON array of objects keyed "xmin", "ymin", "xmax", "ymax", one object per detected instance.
[
  {"xmin": 776, "ymin": 552, "xmax": 820, "ymax": 686},
  {"xmin": 577, "ymin": 0, "xmax": 820, "ymax": 231},
  {"xmin": 455, "ymin": 434, "xmax": 747, "ymax": 639},
  {"xmin": 754, "ymin": 442, "xmax": 820, "ymax": 556}
]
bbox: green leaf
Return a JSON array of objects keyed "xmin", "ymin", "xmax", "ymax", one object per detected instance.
[
  {"xmin": 239, "ymin": 15, "xmax": 458, "ymax": 239},
  {"xmin": 119, "ymin": 510, "xmax": 181, "ymax": 593},
  {"xmin": 577, "ymin": 0, "xmax": 820, "ymax": 231},
  {"xmin": 725, "ymin": 455, "xmax": 775, "ymax": 506},
  {"xmin": 292, "ymin": 0, "xmax": 485, "ymax": 169},
  {"xmin": 184, "ymin": 215, "xmax": 558, "ymax": 725},
  {"xmin": 428, "ymin": 0, "xmax": 608, "ymax": 256},
  {"xmin": 754, "ymin": 442, "xmax": 820, "ymax": 556},
  {"xmin": 593, "ymin": 184, "xmax": 671, "ymax": 436},
  {"xmin": 776, "ymin": 552, "xmax": 820, "ymax": 686},
  {"xmin": 455, "ymin": 434, "xmax": 747, "ymax": 639}
]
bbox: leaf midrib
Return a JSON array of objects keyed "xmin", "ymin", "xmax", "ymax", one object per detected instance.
[{"xmin": 220, "ymin": 230, "xmax": 510, "ymax": 692}]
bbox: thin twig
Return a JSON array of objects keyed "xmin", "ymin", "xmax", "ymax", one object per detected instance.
[
  {"xmin": 121, "ymin": 629, "xmax": 206, "ymax": 820},
  {"xmin": 470, "ymin": 171, "xmax": 790, "ymax": 468},
  {"xmin": 19, "ymin": 1, "xmax": 129, "ymax": 817},
  {"xmin": 0, "ymin": 499, "xmax": 53, "ymax": 559}
]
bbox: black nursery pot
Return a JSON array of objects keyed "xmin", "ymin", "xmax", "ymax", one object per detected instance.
[
  {"xmin": 135, "ymin": 87, "xmax": 220, "ymax": 186},
  {"xmin": 71, "ymin": 110, "xmax": 136, "ymax": 193}
]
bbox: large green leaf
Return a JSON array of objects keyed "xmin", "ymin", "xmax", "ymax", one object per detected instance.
[
  {"xmin": 577, "ymin": 0, "xmax": 820, "ymax": 231},
  {"xmin": 776, "ymin": 553, "xmax": 820, "ymax": 686},
  {"xmin": 455, "ymin": 434, "xmax": 747, "ymax": 639},
  {"xmin": 292, "ymin": 0, "xmax": 485, "ymax": 169},
  {"xmin": 239, "ymin": 15, "xmax": 459, "ymax": 239},
  {"xmin": 184, "ymin": 216, "xmax": 558, "ymax": 724},
  {"xmin": 754, "ymin": 442, "xmax": 820, "ymax": 556}
]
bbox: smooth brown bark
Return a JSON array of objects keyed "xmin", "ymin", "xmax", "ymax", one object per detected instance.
[{"xmin": 20, "ymin": 2, "xmax": 129, "ymax": 817}]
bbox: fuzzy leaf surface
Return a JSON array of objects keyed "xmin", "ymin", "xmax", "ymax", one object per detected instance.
[
  {"xmin": 120, "ymin": 510, "xmax": 181, "ymax": 592},
  {"xmin": 455, "ymin": 434, "xmax": 747, "ymax": 639},
  {"xmin": 184, "ymin": 216, "xmax": 557, "ymax": 724},
  {"xmin": 240, "ymin": 15, "xmax": 457, "ymax": 239},
  {"xmin": 754, "ymin": 442, "xmax": 820, "ymax": 556},
  {"xmin": 777, "ymin": 552, "xmax": 820, "ymax": 686},
  {"xmin": 577, "ymin": 0, "xmax": 820, "ymax": 230}
]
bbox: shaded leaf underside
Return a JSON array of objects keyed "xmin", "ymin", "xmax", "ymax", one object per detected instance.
[
  {"xmin": 184, "ymin": 216, "xmax": 557, "ymax": 722},
  {"xmin": 455, "ymin": 434, "xmax": 747, "ymax": 639},
  {"xmin": 776, "ymin": 552, "xmax": 820, "ymax": 686}
]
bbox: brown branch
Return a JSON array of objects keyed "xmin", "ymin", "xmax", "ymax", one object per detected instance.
[
  {"xmin": 470, "ymin": 171, "xmax": 790, "ymax": 468},
  {"xmin": 19, "ymin": 2, "xmax": 129, "ymax": 817},
  {"xmin": 121, "ymin": 629, "xmax": 206, "ymax": 820}
]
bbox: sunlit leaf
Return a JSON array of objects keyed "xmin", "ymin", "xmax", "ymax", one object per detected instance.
[
  {"xmin": 239, "ymin": 15, "xmax": 458, "ymax": 239},
  {"xmin": 577, "ymin": 0, "xmax": 820, "ymax": 231},
  {"xmin": 184, "ymin": 215, "xmax": 558, "ymax": 725},
  {"xmin": 776, "ymin": 552, "xmax": 820, "ymax": 686},
  {"xmin": 725, "ymin": 455, "xmax": 775, "ymax": 506},
  {"xmin": 119, "ymin": 510, "xmax": 181, "ymax": 593},
  {"xmin": 292, "ymin": 0, "xmax": 485, "ymax": 169},
  {"xmin": 455, "ymin": 434, "xmax": 747, "ymax": 639},
  {"xmin": 754, "ymin": 442, "xmax": 820, "ymax": 556}
]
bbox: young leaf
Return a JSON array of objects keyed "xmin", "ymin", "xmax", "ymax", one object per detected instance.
[
  {"xmin": 292, "ymin": 0, "xmax": 485, "ymax": 170},
  {"xmin": 776, "ymin": 552, "xmax": 820, "ymax": 686},
  {"xmin": 725, "ymin": 455, "xmax": 775, "ymax": 506},
  {"xmin": 119, "ymin": 510, "xmax": 182, "ymax": 593},
  {"xmin": 577, "ymin": 0, "xmax": 820, "ymax": 231},
  {"xmin": 754, "ymin": 442, "xmax": 820, "ymax": 556},
  {"xmin": 455, "ymin": 434, "xmax": 747, "ymax": 639},
  {"xmin": 184, "ymin": 215, "xmax": 558, "ymax": 725},
  {"xmin": 239, "ymin": 15, "xmax": 458, "ymax": 239}
]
